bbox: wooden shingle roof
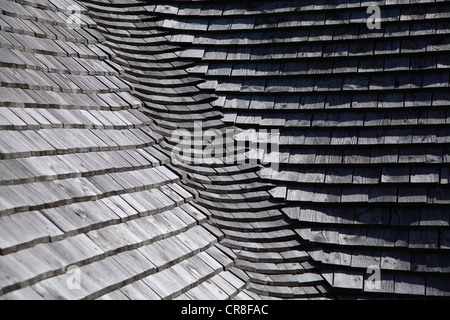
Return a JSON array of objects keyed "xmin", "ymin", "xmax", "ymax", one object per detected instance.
[{"xmin": 0, "ymin": 0, "xmax": 449, "ymax": 299}]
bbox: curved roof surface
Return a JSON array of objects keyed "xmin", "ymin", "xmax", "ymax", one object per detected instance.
[{"xmin": 0, "ymin": 0, "xmax": 449, "ymax": 299}]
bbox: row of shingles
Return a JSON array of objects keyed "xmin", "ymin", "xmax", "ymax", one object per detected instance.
[
  {"xmin": 90, "ymin": 5, "xmax": 239, "ymax": 169},
  {"xmin": 83, "ymin": 0, "xmax": 319, "ymax": 300},
  {"xmin": 302, "ymin": 226, "xmax": 450, "ymax": 297},
  {"xmin": 159, "ymin": 125, "xmax": 330, "ymax": 298},
  {"xmin": 98, "ymin": 244, "xmax": 244, "ymax": 300},
  {"xmin": 90, "ymin": 197, "xmax": 249, "ymax": 300},
  {"xmin": 0, "ymin": 0, "xmax": 222, "ymax": 300},
  {"xmin": 79, "ymin": 0, "xmax": 248, "ymax": 300},
  {"xmin": 161, "ymin": 0, "xmax": 450, "ymax": 60},
  {"xmin": 0, "ymin": 125, "xmax": 158, "ymax": 158},
  {"xmin": 0, "ymin": 6, "xmax": 110, "ymax": 60},
  {"xmin": 9, "ymin": 0, "xmax": 83, "ymax": 11},
  {"xmin": 282, "ymin": 133, "xmax": 450, "ymax": 296},
  {"xmin": 0, "ymin": 0, "xmax": 94, "ymax": 26},
  {"xmin": 154, "ymin": 0, "xmax": 450, "ymax": 297},
  {"xmin": 174, "ymin": 115, "xmax": 332, "ymax": 298},
  {"xmin": 164, "ymin": 3, "xmax": 450, "ymax": 76},
  {"xmin": 2, "ymin": 115, "xmax": 448, "ymax": 162},
  {"xmin": 0, "ymin": 38, "xmax": 221, "ymax": 304},
  {"xmin": 0, "ymin": 85, "xmax": 142, "ymax": 110},
  {"xmin": 0, "ymin": 64, "xmax": 130, "ymax": 94},
  {"xmin": 198, "ymin": 32, "xmax": 450, "ymax": 111},
  {"xmin": 294, "ymin": 204, "xmax": 450, "ymax": 298},
  {"xmin": 0, "ymin": 144, "xmax": 164, "ymax": 186},
  {"xmin": 0, "ymin": 25, "xmax": 139, "ymax": 111},
  {"xmin": 117, "ymin": 4, "xmax": 259, "ymax": 301},
  {"xmin": 268, "ymin": 164, "xmax": 450, "ymax": 213},
  {"xmin": 205, "ymin": 205, "xmax": 329, "ymax": 299},
  {"xmin": 0, "ymin": 18, "xmax": 132, "ymax": 98},
  {"xmin": 81, "ymin": 1, "xmax": 229, "ymax": 172},
  {"xmin": 142, "ymin": 2, "xmax": 332, "ymax": 300},
  {"xmin": 220, "ymin": 109, "xmax": 450, "ymax": 134},
  {"xmin": 282, "ymin": 184, "xmax": 449, "ymax": 286}
]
